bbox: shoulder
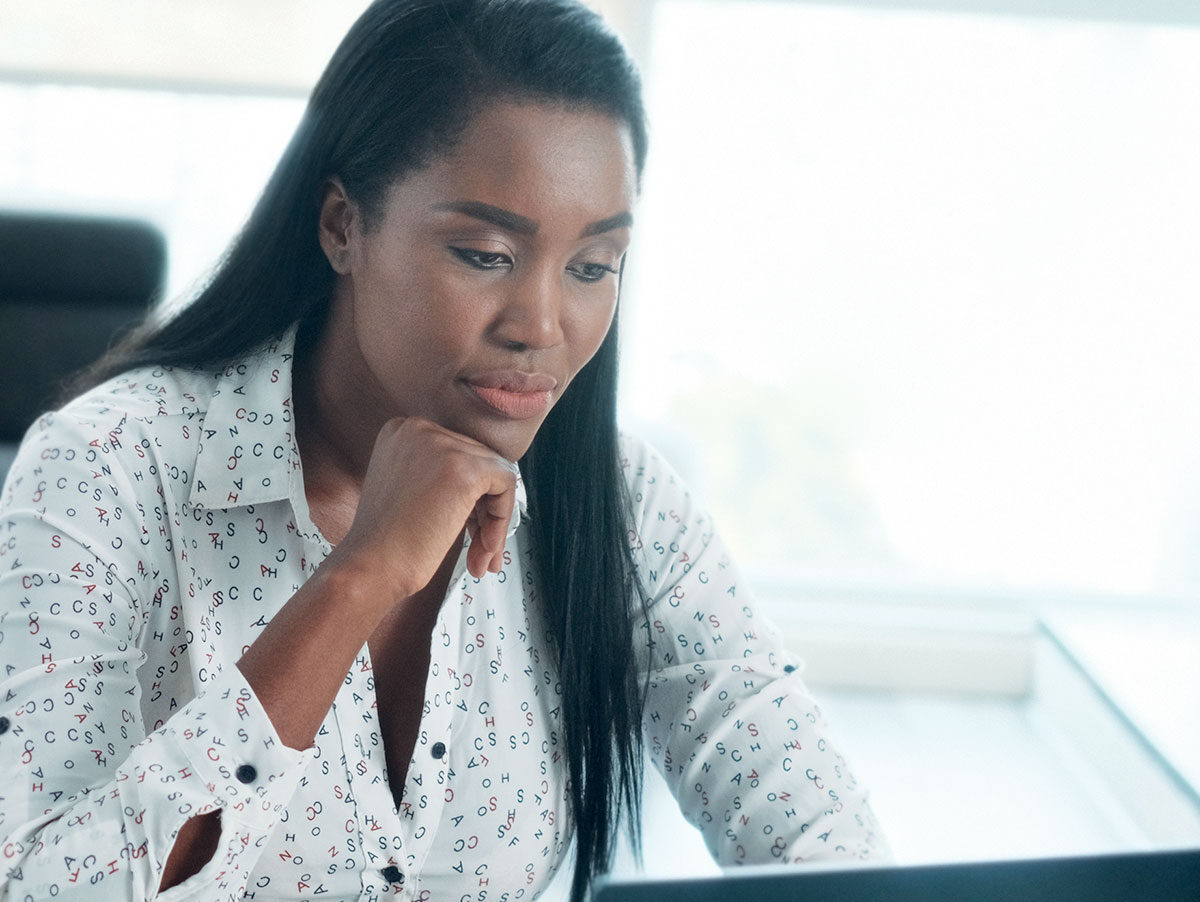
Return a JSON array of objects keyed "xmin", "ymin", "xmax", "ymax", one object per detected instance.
[
  {"xmin": 60, "ymin": 363, "xmax": 217, "ymax": 429},
  {"xmin": 36, "ymin": 362, "xmax": 216, "ymax": 456},
  {"xmin": 1, "ymin": 363, "xmax": 217, "ymax": 509},
  {"xmin": 619, "ymin": 431, "xmax": 683, "ymax": 491},
  {"xmin": 619, "ymin": 431, "xmax": 698, "ymax": 507},
  {"xmin": 618, "ymin": 431, "xmax": 711, "ymax": 543}
]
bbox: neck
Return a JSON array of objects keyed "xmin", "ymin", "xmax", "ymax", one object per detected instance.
[{"xmin": 293, "ymin": 312, "xmax": 385, "ymax": 486}]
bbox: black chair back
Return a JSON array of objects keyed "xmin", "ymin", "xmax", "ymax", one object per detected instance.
[{"xmin": 0, "ymin": 211, "xmax": 165, "ymax": 479}]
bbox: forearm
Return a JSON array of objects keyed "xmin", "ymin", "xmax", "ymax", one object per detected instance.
[
  {"xmin": 235, "ymin": 553, "xmax": 395, "ymax": 751},
  {"xmin": 166, "ymin": 548, "xmax": 437, "ymax": 888},
  {"xmin": 157, "ymin": 811, "xmax": 222, "ymax": 892}
]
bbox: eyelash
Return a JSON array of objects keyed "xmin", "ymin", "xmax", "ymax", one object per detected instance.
[
  {"xmin": 570, "ymin": 262, "xmax": 620, "ymax": 284},
  {"xmin": 450, "ymin": 248, "xmax": 619, "ymax": 284},
  {"xmin": 452, "ymin": 248, "xmax": 510, "ymax": 270}
]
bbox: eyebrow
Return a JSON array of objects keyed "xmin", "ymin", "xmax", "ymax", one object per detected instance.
[
  {"xmin": 580, "ymin": 211, "xmax": 634, "ymax": 238},
  {"xmin": 432, "ymin": 200, "xmax": 633, "ymax": 239}
]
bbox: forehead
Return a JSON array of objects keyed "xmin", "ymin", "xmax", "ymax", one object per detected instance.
[{"xmin": 383, "ymin": 101, "xmax": 637, "ymax": 230}]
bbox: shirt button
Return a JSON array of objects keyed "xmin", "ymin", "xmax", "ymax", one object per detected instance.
[
  {"xmin": 0, "ymin": 716, "xmax": 9, "ymax": 735},
  {"xmin": 235, "ymin": 764, "xmax": 258, "ymax": 784},
  {"xmin": 431, "ymin": 741, "xmax": 447, "ymax": 759},
  {"xmin": 381, "ymin": 865, "xmax": 404, "ymax": 884},
  {"xmin": 783, "ymin": 664, "xmax": 797, "ymax": 673}
]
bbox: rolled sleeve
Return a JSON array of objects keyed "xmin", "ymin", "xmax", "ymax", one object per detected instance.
[
  {"xmin": 162, "ymin": 663, "xmax": 310, "ymax": 833},
  {"xmin": 0, "ymin": 413, "xmax": 307, "ymax": 899}
]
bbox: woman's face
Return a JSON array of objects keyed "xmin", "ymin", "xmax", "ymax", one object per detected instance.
[{"xmin": 319, "ymin": 100, "xmax": 637, "ymax": 462}]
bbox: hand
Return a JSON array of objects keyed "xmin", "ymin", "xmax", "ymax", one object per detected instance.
[{"xmin": 329, "ymin": 416, "xmax": 518, "ymax": 600}]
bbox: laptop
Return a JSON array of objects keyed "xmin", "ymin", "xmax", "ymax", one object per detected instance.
[{"xmin": 592, "ymin": 848, "xmax": 1200, "ymax": 901}]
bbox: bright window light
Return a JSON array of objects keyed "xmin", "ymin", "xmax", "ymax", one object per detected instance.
[
  {"xmin": 622, "ymin": 1, "xmax": 1200, "ymax": 600},
  {"xmin": 0, "ymin": 83, "xmax": 303, "ymax": 302}
]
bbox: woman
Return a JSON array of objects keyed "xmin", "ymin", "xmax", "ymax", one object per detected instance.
[{"xmin": 0, "ymin": 1, "xmax": 888, "ymax": 899}]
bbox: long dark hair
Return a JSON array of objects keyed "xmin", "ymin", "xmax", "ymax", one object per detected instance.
[{"xmin": 81, "ymin": 1, "xmax": 650, "ymax": 898}]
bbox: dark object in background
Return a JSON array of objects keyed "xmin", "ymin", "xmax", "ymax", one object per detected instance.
[
  {"xmin": 0, "ymin": 211, "xmax": 165, "ymax": 480},
  {"xmin": 593, "ymin": 848, "xmax": 1200, "ymax": 902}
]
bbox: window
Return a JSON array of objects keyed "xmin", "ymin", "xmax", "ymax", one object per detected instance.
[
  {"xmin": 608, "ymin": 2, "xmax": 1200, "ymax": 875},
  {"xmin": 621, "ymin": 0, "xmax": 1200, "ymax": 602},
  {"xmin": 0, "ymin": 83, "xmax": 303, "ymax": 303}
]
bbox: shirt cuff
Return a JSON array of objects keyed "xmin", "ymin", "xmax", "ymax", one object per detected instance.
[{"xmin": 163, "ymin": 664, "xmax": 310, "ymax": 831}]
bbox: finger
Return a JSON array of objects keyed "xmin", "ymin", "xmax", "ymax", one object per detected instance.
[
  {"xmin": 472, "ymin": 496, "xmax": 499, "ymax": 553},
  {"xmin": 470, "ymin": 457, "xmax": 517, "ymax": 551},
  {"xmin": 373, "ymin": 415, "xmax": 409, "ymax": 449},
  {"xmin": 484, "ymin": 461, "xmax": 518, "ymax": 522},
  {"xmin": 465, "ymin": 502, "xmax": 500, "ymax": 578},
  {"xmin": 466, "ymin": 534, "xmax": 496, "ymax": 580},
  {"xmin": 476, "ymin": 490, "xmax": 514, "ymax": 560},
  {"xmin": 465, "ymin": 506, "xmax": 482, "ymax": 545}
]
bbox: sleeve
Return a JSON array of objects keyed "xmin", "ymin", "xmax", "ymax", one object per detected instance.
[
  {"xmin": 0, "ymin": 411, "xmax": 309, "ymax": 900},
  {"xmin": 623, "ymin": 435, "xmax": 891, "ymax": 868}
]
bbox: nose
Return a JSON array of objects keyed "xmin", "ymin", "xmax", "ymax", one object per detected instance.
[{"xmin": 492, "ymin": 268, "xmax": 566, "ymax": 352}]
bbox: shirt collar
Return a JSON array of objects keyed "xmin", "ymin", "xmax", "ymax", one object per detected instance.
[
  {"xmin": 188, "ymin": 327, "xmax": 528, "ymax": 531},
  {"xmin": 189, "ymin": 329, "xmax": 301, "ymax": 510}
]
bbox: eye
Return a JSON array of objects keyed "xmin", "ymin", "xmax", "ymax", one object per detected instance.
[
  {"xmin": 451, "ymin": 247, "xmax": 512, "ymax": 270},
  {"xmin": 567, "ymin": 261, "xmax": 620, "ymax": 284}
]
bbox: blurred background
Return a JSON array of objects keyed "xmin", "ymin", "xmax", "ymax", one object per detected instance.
[{"xmin": 3, "ymin": 0, "xmax": 1199, "ymax": 889}]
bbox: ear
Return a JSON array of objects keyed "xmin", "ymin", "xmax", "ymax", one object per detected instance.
[{"xmin": 317, "ymin": 178, "xmax": 358, "ymax": 275}]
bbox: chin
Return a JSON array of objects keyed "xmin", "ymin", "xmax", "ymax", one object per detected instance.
[
  {"xmin": 460, "ymin": 417, "xmax": 542, "ymax": 464},
  {"xmin": 494, "ymin": 429, "xmax": 540, "ymax": 464}
]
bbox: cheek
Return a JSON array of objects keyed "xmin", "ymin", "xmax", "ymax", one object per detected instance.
[
  {"xmin": 570, "ymin": 296, "xmax": 619, "ymax": 365},
  {"xmin": 355, "ymin": 265, "xmax": 460, "ymax": 351}
]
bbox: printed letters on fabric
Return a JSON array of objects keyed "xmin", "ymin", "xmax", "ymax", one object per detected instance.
[{"xmin": 0, "ymin": 329, "xmax": 887, "ymax": 900}]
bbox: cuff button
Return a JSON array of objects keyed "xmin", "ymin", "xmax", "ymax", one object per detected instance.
[{"xmin": 235, "ymin": 763, "xmax": 258, "ymax": 784}]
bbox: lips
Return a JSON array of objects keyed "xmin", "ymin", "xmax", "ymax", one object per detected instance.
[{"xmin": 464, "ymin": 371, "xmax": 558, "ymax": 420}]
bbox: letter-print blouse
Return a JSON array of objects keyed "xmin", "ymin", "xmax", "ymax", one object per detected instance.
[{"xmin": 0, "ymin": 329, "xmax": 888, "ymax": 900}]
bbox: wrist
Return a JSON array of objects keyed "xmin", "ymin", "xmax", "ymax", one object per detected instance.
[{"xmin": 320, "ymin": 543, "xmax": 416, "ymax": 610}]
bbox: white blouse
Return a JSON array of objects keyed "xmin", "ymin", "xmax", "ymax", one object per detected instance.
[{"xmin": 0, "ymin": 330, "xmax": 888, "ymax": 901}]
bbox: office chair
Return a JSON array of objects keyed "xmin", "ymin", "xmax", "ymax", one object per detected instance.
[{"xmin": 0, "ymin": 210, "xmax": 166, "ymax": 483}]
